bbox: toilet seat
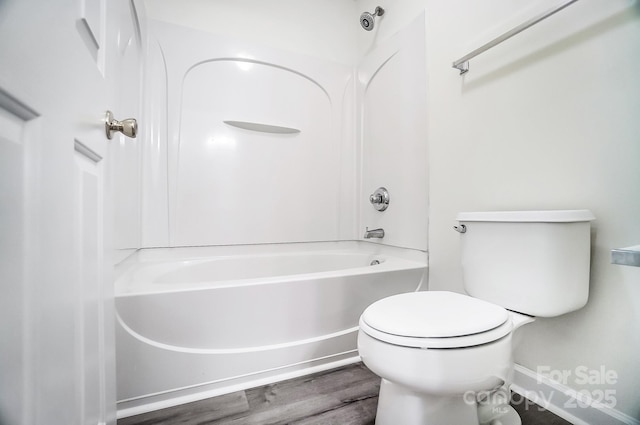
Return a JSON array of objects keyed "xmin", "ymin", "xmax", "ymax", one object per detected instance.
[{"xmin": 360, "ymin": 291, "xmax": 513, "ymax": 349}]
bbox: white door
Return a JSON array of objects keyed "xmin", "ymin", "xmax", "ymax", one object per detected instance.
[{"xmin": 0, "ymin": 1, "xmax": 140, "ymax": 424}]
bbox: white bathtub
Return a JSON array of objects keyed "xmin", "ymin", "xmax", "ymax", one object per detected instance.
[{"xmin": 115, "ymin": 241, "xmax": 427, "ymax": 417}]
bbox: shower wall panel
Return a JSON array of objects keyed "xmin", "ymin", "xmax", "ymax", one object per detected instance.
[
  {"xmin": 141, "ymin": 21, "xmax": 356, "ymax": 247},
  {"xmin": 358, "ymin": 14, "xmax": 428, "ymax": 251}
]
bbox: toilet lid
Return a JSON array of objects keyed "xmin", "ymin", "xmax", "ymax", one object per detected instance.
[{"xmin": 361, "ymin": 291, "xmax": 510, "ymax": 347}]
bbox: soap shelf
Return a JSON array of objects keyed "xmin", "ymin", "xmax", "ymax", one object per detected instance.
[
  {"xmin": 611, "ymin": 245, "xmax": 640, "ymax": 267},
  {"xmin": 224, "ymin": 120, "xmax": 300, "ymax": 134}
]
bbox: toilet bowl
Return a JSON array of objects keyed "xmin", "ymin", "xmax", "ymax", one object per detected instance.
[
  {"xmin": 358, "ymin": 291, "xmax": 532, "ymax": 425},
  {"xmin": 357, "ymin": 210, "xmax": 595, "ymax": 425}
]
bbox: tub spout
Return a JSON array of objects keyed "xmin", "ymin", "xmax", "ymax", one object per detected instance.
[{"xmin": 364, "ymin": 227, "xmax": 385, "ymax": 239}]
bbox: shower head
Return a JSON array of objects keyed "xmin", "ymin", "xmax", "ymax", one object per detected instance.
[{"xmin": 360, "ymin": 6, "xmax": 384, "ymax": 31}]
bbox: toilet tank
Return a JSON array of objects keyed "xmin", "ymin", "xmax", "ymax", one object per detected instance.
[{"xmin": 457, "ymin": 210, "xmax": 595, "ymax": 317}]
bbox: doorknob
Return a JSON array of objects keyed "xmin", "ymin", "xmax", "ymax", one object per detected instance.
[{"xmin": 105, "ymin": 110, "xmax": 137, "ymax": 140}]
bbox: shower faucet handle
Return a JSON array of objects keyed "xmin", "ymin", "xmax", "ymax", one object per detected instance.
[
  {"xmin": 369, "ymin": 193, "xmax": 382, "ymax": 203},
  {"xmin": 369, "ymin": 187, "xmax": 389, "ymax": 211}
]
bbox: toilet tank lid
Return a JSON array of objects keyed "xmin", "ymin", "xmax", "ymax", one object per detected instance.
[{"xmin": 457, "ymin": 209, "xmax": 595, "ymax": 223}]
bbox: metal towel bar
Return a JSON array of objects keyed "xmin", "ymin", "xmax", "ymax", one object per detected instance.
[{"xmin": 452, "ymin": 0, "xmax": 580, "ymax": 75}]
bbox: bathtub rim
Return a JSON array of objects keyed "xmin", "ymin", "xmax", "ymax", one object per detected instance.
[
  {"xmin": 115, "ymin": 240, "xmax": 428, "ymax": 297},
  {"xmin": 116, "ymin": 240, "xmax": 427, "ymax": 264}
]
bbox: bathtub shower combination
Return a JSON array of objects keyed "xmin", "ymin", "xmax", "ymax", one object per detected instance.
[
  {"xmin": 115, "ymin": 242, "xmax": 426, "ymax": 415},
  {"xmin": 116, "ymin": 10, "xmax": 429, "ymax": 417}
]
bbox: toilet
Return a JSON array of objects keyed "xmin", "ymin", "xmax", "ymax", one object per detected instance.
[{"xmin": 358, "ymin": 210, "xmax": 595, "ymax": 425}]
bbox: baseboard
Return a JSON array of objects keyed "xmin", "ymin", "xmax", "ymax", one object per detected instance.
[
  {"xmin": 512, "ymin": 364, "xmax": 640, "ymax": 425},
  {"xmin": 116, "ymin": 351, "xmax": 361, "ymax": 419}
]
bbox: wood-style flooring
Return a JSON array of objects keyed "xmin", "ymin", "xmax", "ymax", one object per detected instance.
[{"xmin": 118, "ymin": 363, "xmax": 573, "ymax": 425}]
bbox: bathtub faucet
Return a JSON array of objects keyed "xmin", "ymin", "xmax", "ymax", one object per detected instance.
[{"xmin": 364, "ymin": 227, "xmax": 385, "ymax": 239}]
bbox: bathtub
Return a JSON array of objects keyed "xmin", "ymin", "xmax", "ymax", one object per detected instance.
[{"xmin": 115, "ymin": 241, "xmax": 427, "ymax": 417}]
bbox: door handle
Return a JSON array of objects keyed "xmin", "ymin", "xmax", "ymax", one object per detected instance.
[{"xmin": 105, "ymin": 110, "xmax": 137, "ymax": 140}]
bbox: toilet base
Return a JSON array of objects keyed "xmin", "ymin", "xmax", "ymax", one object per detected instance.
[
  {"xmin": 375, "ymin": 379, "xmax": 522, "ymax": 425},
  {"xmin": 375, "ymin": 379, "xmax": 478, "ymax": 425},
  {"xmin": 477, "ymin": 388, "xmax": 522, "ymax": 425}
]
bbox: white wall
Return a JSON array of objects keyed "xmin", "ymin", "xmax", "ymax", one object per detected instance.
[
  {"xmin": 358, "ymin": 14, "xmax": 429, "ymax": 251},
  {"xmin": 143, "ymin": 0, "xmax": 357, "ymax": 66},
  {"xmin": 139, "ymin": 0, "xmax": 430, "ymax": 251},
  {"xmin": 140, "ymin": 0, "xmax": 361, "ymax": 248},
  {"xmin": 356, "ymin": 0, "xmax": 640, "ymax": 420},
  {"xmin": 139, "ymin": 20, "xmax": 356, "ymax": 247}
]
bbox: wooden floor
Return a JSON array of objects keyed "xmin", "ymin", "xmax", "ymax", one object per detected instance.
[{"xmin": 119, "ymin": 363, "xmax": 572, "ymax": 425}]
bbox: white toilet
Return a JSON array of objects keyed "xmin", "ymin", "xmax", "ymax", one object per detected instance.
[{"xmin": 358, "ymin": 210, "xmax": 595, "ymax": 425}]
